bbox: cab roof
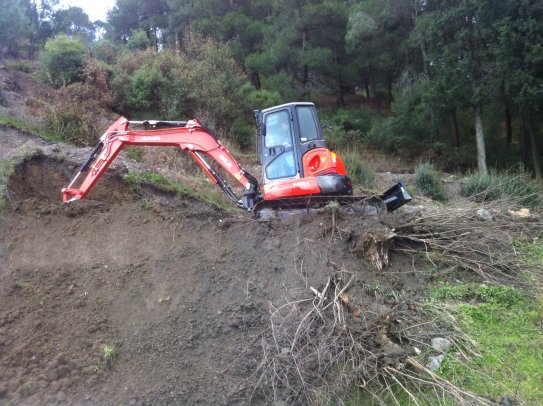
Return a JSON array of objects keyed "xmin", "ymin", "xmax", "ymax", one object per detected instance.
[{"xmin": 261, "ymin": 102, "xmax": 315, "ymax": 114}]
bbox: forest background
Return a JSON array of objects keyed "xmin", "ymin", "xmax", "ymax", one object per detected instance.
[{"xmin": 1, "ymin": 0, "xmax": 542, "ymax": 179}]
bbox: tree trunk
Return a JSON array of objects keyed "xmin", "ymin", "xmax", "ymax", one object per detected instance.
[
  {"xmin": 527, "ymin": 112, "xmax": 542, "ymax": 180},
  {"xmin": 387, "ymin": 74, "xmax": 393, "ymax": 102},
  {"xmin": 520, "ymin": 111, "xmax": 529, "ymax": 166},
  {"xmin": 174, "ymin": 30, "xmax": 180, "ymax": 53},
  {"xmin": 335, "ymin": 47, "xmax": 345, "ymax": 107},
  {"xmin": 505, "ymin": 103, "xmax": 512, "ymax": 148},
  {"xmin": 474, "ymin": 102, "xmax": 488, "ymax": 174},
  {"xmin": 301, "ymin": 30, "xmax": 309, "ymax": 100},
  {"xmin": 29, "ymin": 36, "xmax": 36, "ymax": 60},
  {"xmin": 336, "ymin": 84, "xmax": 345, "ymax": 107},
  {"xmin": 501, "ymin": 80, "xmax": 513, "ymax": 148},
  {"xmin": 449, "ymin": 109, "xmax": 460, "ymax": 151},
  {"xmin": 251, "ymin": 71, "xmax": 261, "ymax": 90},
  {"xmin": 364, "ymin": 79, "xmax": 370, "ymax": 99}
]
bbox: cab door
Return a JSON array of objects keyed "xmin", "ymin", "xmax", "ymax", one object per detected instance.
[{"xmin": 261, "ymin": 109, "xmax": 298, "ymax": 183}]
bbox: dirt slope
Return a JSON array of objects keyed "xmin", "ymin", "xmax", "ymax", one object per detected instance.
[
  {"xmin": 1, "ymin": 60, "xmax": 426, "ymax": 404},
  {"xmin": 0, "ymin": 132, "xmax": 427, "ymax": 405}
]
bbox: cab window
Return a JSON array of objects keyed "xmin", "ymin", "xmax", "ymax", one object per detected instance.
[
  {"xmin": 265, "ymin": 110, "xmax": 291, "ymax": 148},
  {"xmin": 296, "ymin": 106, "xmax": 319, "ymax": 142},
  {"xmin": 265, "ymin": 151, "xmax": 296, "ymax": 180}
]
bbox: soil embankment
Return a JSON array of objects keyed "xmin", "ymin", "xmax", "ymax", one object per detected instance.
[{"xmin": 0, "ymin": 142, "xmax": 426, "ymax": 405}]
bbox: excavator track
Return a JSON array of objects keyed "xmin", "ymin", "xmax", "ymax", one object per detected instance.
[
  {"xmin": 253, "ymin": 180, "xmax": 411, "ymax": 219},
  {"xmin": 253, "ymin": 195, "xmax": 387, "ymax": 219}
]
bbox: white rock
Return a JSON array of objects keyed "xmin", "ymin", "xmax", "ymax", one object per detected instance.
[
  {"xmin": 476, "ymin": 208, "xmax": 493, "ymax": 221},
  {"xmin": 431, "ymin": 337, "xmax": 453, "ymax": 353},
  {"xmin": 427, "ymin": 354, "xmax": 445, "ymax": 371}
]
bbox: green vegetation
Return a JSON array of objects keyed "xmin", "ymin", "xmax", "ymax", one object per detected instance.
[
  {"xmin": 431, "ymin": 283, "xmax": 525, "ymax": 307},
  {"xmin": 2, "ymin": 0, "xmax": 542, "ymax": 178},
  {"xmin": 124, "ymin": 147, "xmax": 143, "ymax": 163},
  {"xmin": 515, "ymin": 238, "xmax": 543, "ymax": 267},
  {"xmin": 123, "ymin": 171, "xmax": 233, "ymax": 211},
  {"xmin": 461, "ymin": 168, "xmax": 543, "ymax": 208},
  {"xmin": 40, "ymin": 35, "xmax": 87, "ymax": 88},
  {"xmin": 5, "ymin": 59, "xmax": 32, "ymax": 73},
  {"xmin": 415, "ymin": 162, "xmax": 447, "ymax": 201},
  {"xmin": 102, "ymin": 344, "xmax": 118, "ymax": 364},
  {"xmin": 432, "ymin": 283, "xmax": 543, "ymax": 404},
  {"xmin": 341, "ymin": 151, "xmax": 375, "ymax": 188},
  {"xmin": 0, "ymin": 160, "xmax": 15, "ymax": 211},
  {"xmin": 0, "ymin": 113, "xmax": 52, "ymax": 140}
]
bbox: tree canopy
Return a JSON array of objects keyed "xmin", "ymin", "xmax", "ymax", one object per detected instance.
[{"xmin": 0, "ymin": 0, "xmax": 541, "ymax": 176}]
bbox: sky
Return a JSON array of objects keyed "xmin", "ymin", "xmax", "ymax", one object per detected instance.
[{"xmin": 57, "ymin": 0, "xmax": 113, "ymax": 22}]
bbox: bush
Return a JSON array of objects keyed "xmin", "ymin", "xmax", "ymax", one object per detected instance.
[
  {"xmin": 111, "ymin": 35, "xmax": 253, "ymax": 141},
  {"xmin": 341, "ymin": 151, "xmax": 375, "ymax": 188},
  {"xmin": 260, "ymin": 73, "xmax": 300, "ymax": 102},
  {"xmin": 127, "ymin": 29, "xmax": 151, "ymax": 51},
  {"xmin": 92, "ymin": 40, "xmax": 119, "ymax": 65},
  {"xmin": 366, "ymin": 79, "xmax": 433, "ymax": 153},
  {"xmin": 327, "ymin": 108, "xmax": 373, "ymax": 133},
  {"xmin": 127, "ymin": 65, "xmax": 170, "ymax": 111},
  {"xmin": 461, "ymin": 168, "xmax": 543, "ymax": 208},
  {"xmin": 325, "ymin": 129, "xmax": 364, "ymax": 151},
  {"xmin": 43, "ymin": 91, "xmax": 97, "ymax": 146},
  {"xmin": 230, "ymin": 117, "xmax": 254, "ymax": 149},
  {"xmin": 415, "ymin": 162, "xmax": 447, "ymax": 201},
  {"xmin": 6, "ymin": 60, "xmax": 32, "ymax": 73},
  {"xmin": 42, "ymin": 57, "xmax": 116, "ymax": 146},
  {"xmin": 243, "ymin": 85, "xmax": 282, "ymax": 110},
  {"xmin": 41, "ymin": 35, "xmax": 87, "ymax": 88}
]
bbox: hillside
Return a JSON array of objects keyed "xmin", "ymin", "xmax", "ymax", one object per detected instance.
[{"xmin": 1, "ymin": 63, "xmax": 542, "ymax": 406}]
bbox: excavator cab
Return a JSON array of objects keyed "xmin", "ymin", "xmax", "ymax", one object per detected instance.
[
  {"xmin": 256, "ymin": 102, "xmax": 326, "ymax": 182},
  {"xmin": 254, "ymin": 102, "xmax": 352, "ymax": 201}
]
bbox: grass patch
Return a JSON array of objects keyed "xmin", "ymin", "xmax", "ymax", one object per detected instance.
[
  {"xmin": 515, "ymin": 238, "xmax": 543, "ymax": 267},
  {"xmin": 102, "ymin": 344, "xmax": 117, "ymax": 365},
  {"xmin": 0, "ymin": 160, "xmax": 16, "ymax": 211},
  {"xmin": 0, "ymin": 112, "xmax": 59, "ymax": 142},
  {"xmin": 415, "ymin": 162, "xmax": 447, "ymax": 201},
  {"xmin": 124, "ymin": 146, "xmax": 143, "ymax": 162},
  {"xmin": 123, "ymin": 171, "xmax": 233, "ymax": 211},
  {"xmin": 5, "ymin": 59, "xmax": 33, "ymax": 73},
  {"xmin": 461, "ymin": 168, "xmax": 543, "ymax": 209},
  {"xmin": 432, "ymin": 283, "xmax": 543, "ymax": 404},
  {"xmin": 431, "ymin": 283, "xmax": 526, "ymax": 307}
]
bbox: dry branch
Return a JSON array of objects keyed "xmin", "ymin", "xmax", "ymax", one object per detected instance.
[{"xmin": 393, "ymin": 199, "xmax": 542, "ymax": 282}]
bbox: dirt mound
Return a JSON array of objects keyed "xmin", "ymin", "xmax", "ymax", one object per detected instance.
[{"xmin": 0, "ymin": 155, "xmax": 427, "ymax": 405}]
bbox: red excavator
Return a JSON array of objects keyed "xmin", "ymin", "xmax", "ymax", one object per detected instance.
[{"xmin": 62, "ymin": 102, "xmax": 411, "ymax": 216}]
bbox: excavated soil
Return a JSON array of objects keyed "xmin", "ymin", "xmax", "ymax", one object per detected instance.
[{"xmin": 0, "ymin": 138, "xmax": 428, "ymax": 406}]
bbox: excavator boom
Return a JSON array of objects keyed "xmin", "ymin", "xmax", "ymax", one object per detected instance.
[{"xmin": 62, "ymin": 117, "xmax": 260, "ymax": 210}]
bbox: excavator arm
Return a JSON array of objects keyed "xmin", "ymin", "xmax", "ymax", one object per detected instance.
[{"xmin": 62, "ymin": 117, "xmax": 260, "ymax": 210}]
